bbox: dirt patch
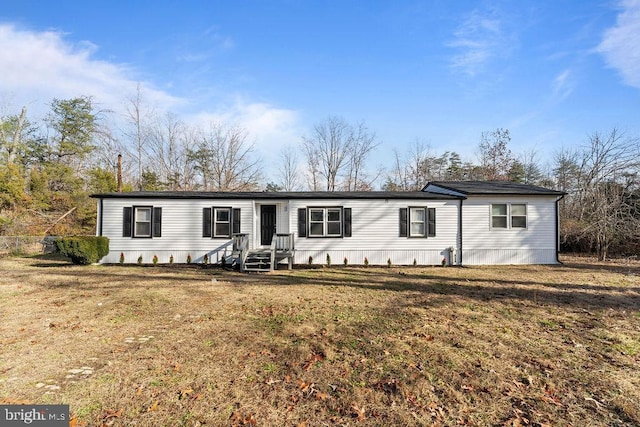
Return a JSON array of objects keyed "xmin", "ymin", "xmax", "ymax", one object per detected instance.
[{"xmin": 0, "ymin": 255, "xmax": 638, "ymax": 426}]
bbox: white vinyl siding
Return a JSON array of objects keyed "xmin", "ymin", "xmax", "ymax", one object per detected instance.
[
  {"xmin": 99, "ymin": 198, "xmax": 254, "ymax": 264},
  {"xmin": 463, "ymin": 196, "xmax": 557, "ymax": 265},
  {"xmin": 291, "ymin": 199, "xmax": 459, "ymax": 265}
]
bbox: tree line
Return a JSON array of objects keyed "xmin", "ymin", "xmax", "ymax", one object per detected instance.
[{"xmin": 0, "ymin": 93, "xmax": 638, "ymax": 259}]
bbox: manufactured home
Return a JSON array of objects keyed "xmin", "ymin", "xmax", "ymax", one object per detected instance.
[{"xmin": 91, "ymin": 181, "xmax": 564, "ymax": 270}]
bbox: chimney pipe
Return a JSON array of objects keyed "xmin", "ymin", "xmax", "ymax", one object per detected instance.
[{"xmin": 117, "ymin": 154, "xmax": 123, "ymax": 192}]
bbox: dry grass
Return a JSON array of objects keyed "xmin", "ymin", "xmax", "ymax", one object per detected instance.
[{"xmin": 0, "ymin": 255, "xmax": 639, "ymax": 426}]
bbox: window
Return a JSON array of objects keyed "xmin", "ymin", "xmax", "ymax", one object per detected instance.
[
  {"xmin": 400, "ymin": 207, "xmax": 436, "ymax": 237},
  {"xmin": 491, "ymin": 203, "xmax": 527, "ymax": 229},
  {"xmin": 410, "ymin": 207, "xmax": 425, "ymax": 237},
  {"xmin": 214, "ymin": 208, "xmax": 230, "ymax": 237},
  {"xmin": 309, "ymin": 208, "xmax": 342, "ymax": 237},
  {"xmin": 202, "ymin": 207, "xmax": 241, "ymax": 238},
  {"xmin": 511, "ymin": 204, "xmax": 527, "ymax": 228},
  {"xmin": 298, "ymin": 207, "xmax": 351, "ymax": 238},
  {"xmin": 135, "ymin": 207, "xmax": 152, "ymax": 237},
  {"xmin": 491, "ymin": 204, "xmax": 508, "ymax": 228},
  {"xmin": 123, "ymin": 206, "xmax": 162, "ymax": 238}
]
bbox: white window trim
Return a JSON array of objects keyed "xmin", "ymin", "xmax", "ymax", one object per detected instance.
[
  {"xmin": 213, "ymin": 207, "xmax": 232, "ymax": 238},
  {"xmin": 409, "ymin": 207, "xmax": 426, "ymax": 237},
  {"xmin": 308, "ymin": 207, "xmax": 342, "ymax": 237},
  {"xmin": 134, "ymin": 206, "xmax": 152, "ymax": 238},
  {"xmin": 490, "ymin": 203, "xmax": 528, "ymax": 230}
]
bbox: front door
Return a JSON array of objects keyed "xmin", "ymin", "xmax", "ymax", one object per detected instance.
[{"xmin": 260, "ymin": 205, "xmax": 277, "ymax": 246}]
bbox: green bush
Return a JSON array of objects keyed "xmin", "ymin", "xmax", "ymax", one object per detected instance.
[{"xmin": 55, "ymin": 236, "xmax": 109, "ymax": 265}]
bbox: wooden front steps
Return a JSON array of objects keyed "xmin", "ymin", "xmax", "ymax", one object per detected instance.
[{"xmin": 232, "ymin": 233, "xmax": 295, "ymax": 273}]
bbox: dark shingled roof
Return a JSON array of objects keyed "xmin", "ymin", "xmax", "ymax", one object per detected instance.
[
  {"xmin": 91, "ymin": 190, "xmax": 462, "ymax": 200},
  {"xmin": 425, "ymin": 181, "xmax": 566, "ymax": 196}
]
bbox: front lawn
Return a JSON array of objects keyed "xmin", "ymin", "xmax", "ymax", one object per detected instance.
[{"xmin": 0, "ymin": 256, "xmax": 638, "ymax": 426}]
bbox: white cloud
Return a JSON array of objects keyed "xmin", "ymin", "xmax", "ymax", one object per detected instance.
[
  {"xmin": 189, "ymin": 98, "xmax": 303, "ymax": 176},
  {"xmin": 191, "ymin": 99, "xmax": 299, "ymax": 144},
  {"xmin": 0, "ymin": 23, "xmax": 304, "ymax": 179},
  {"xmin": 448, "ymin": 9, "xmax": 508, "ymax": 77},
  {"xmin": 598, "ymin": 0, "xmax": 640, "ymax": 89},
  {"xmin": 551, "ymin": 69, "xmax": 574, "ymax": 101},
  {"xmin": 0, "ymin": 24, "xmax": 181, "ymax": 117}
]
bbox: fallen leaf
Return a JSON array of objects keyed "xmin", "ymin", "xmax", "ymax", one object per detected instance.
[
  {"xmin": 297, "ymin": 379, "xmax": 311, "ymax": 392},
  {"xmin": 229, "ymin": 411, "xmax": 257, "ymax": 426},
  {"xmin": 284, "ymin": 374, "xmax": 291, "ymax": 383},
  {"xmin": 178, "ymin": 388, "xmax": 193, "ymax": 399},
  {"xmin": 315, "ymin": 391, "xmax": 329, "ymax": 401},
  {"xmin": 302, "ymin": 353, "xmax": 325, "ymax": 371},
  {"xmin": 147, "ymin": 400, "xmax": 159, "ymax": 412},
  {"xmin": 101, "ymin": 409, "xmax": 122, "ymax": 421},
  {"xmin": 351, "ymin": 403, "xmax": 366, "ymax": 421}
]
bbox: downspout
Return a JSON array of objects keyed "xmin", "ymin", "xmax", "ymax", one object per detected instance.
[
  {"xmin": 458, "ymin": 198, "xmax": 463, "ymax": 266},
  {"xmin": 555, "ymin": 194, "xmax": 565, "ymax": 264},
  {"xmin": 98, "ymin": 198, "xmax": 103, "ymax": 237}
]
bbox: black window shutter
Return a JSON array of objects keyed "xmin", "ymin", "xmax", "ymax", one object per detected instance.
[
  {"xmin": 399, "ymin": 208, "xmax": 408, "ymax": 237},
  {"xmin": 298, "ymin": 208, "xmax": 307, "ymax": 237},
  {"xmin": 203, "ymin": 207, "xmax": 212, "ymax": 237},
  {"xmin": 123, "ymin": 207, "xmax": 132, "ymax": 237},
  {"xmin": 343, "ymin": 208, "xmax": 352, "ymax": 237},
  {"xmin": 232, "ymin": 208, "xmax": 241, "ymax": 235},
  {"xmin": 427, "ymin": 208, "xmax": 436, "ymax": 237},
  {"xmin": 152, "ymin": 207, "xmax": 162, "ymax": 237}
]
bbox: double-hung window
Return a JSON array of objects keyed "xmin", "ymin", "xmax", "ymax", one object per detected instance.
[
  {"xmin": 491, "ymin": 203, "xmax": 527, "ymax": 229},
  {"xmin": 135, "ymin": 207, "xmax": 152, "ymax": 237},
  {"xmin": 202, "ymin": 207, "xmax": 241, "ymax": 238},
  {"xmin": 298, "ymin": 207, "xmax": 351, "ymax": 238},
  {"xmin": 123, "ymin": 206, "xmax": 162, "ymax": 238},
  {"xmin": 491, "ymin": 204, "xmax": 508, "ymax": 228},
  {"xmin": 410, "ymin": 207, "xmax": 426, "ymax": 237},
  {"xmin": 309, "ymin": 207, "xmax": 342, "ymax": 237},
  {"xmin": 400, "ymin": 207, "xmax": 436, "ymax": 237},
  {"xmin": 214, "ymin": 208, "xmax": 231, "ymax": 237},
  {"xmin": 510, "ymin": 204, "xmax": 527, "ymax": 228}
]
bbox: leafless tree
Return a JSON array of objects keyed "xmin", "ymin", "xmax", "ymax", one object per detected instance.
[
  {"xmin": 342, "ymin": 122, "xmax": 379, "ymax": 190},
  {"xmin": 146, "ymin": 112, "xmax": 194, "ymax": 190},
  {"xmin": 277, "ymin": 145, "xmax": 301, "ymax": 191},
  {"xmin": 124, "ymin": 83, "xmax": 155, "ymax": 190},
  {"xmin": 477, "ymin": 128, "xmax": 513, "ymax": 180},
  {"xmin": 383, "ymin": 141, "xmax": 460, "ymax": 190},
  {"xmin": 302, "ymin": 116, "xmax": 378, "ymax": 191},
  {"xmin": 189, "ymin": 122, "xmax": 262, "ymax": 191},
  {"xmin": 573, "ymin": 129, "xmax": 640, "ymax": 260}
]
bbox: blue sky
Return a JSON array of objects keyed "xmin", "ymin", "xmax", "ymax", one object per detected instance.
[{"xmin": 1, "ymin": 0, "xmax": 639, "ymax": 183}]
